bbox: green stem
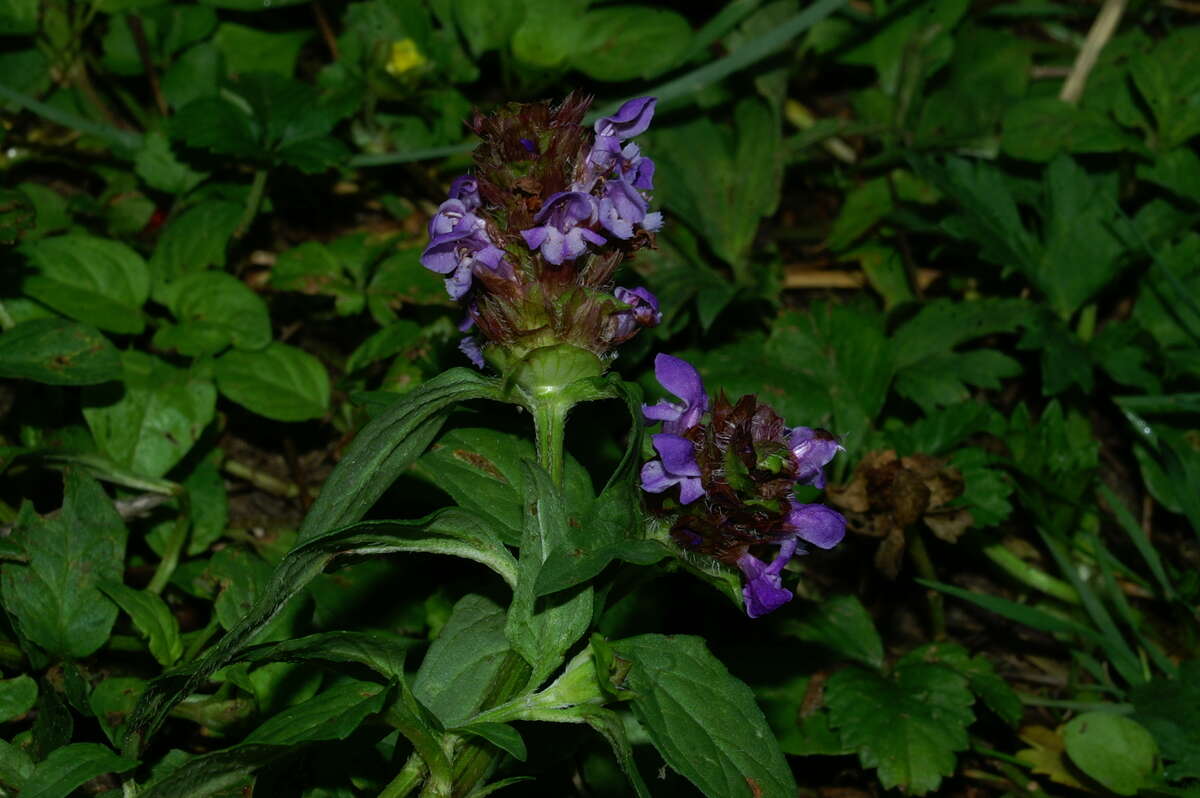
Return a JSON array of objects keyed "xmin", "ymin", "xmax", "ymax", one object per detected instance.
[
  {"xmin": 981, "ymin": 541, "xmax": 1081, "ymax": 605},
  {"xmin": 379, "ymin": 752, "xmax": 427, "ymax": 798},
  {"xmin": 447, "ymin": 652, "xmax": 532, "ymax": 797},
  {"xmin": 1018, "ymin": 695, "xmax": 1133, "ymax": 713},
  {"xmin": 530, "ymin": 396, "xmax": 570, "ymax": 488},
  {"xmin": 233, "ymin": 169, "xmax": 268, "ymax": 239},
  {"xmin": 907, "ymin": 527, "xmax": 946, "ymax": 641},
  {"xmin": 1075, "ymin": 303, "xmax": 1097, "ymax": 342}
]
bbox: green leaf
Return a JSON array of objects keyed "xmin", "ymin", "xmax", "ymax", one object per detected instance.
[
  {"xmin": 1133, "ymin": 233, "xmax": 1200, "ymax": 353},
  {"xmin": 1063, "ymin": 712, "xmax": 1158, "ymax": 795},
  {"xmin": 83, "ymin": 351, "xmax": 216, "ymax": 478},
  {"xmin": 0, "ymin": 470, "xmax": 127, "ymax": 659},
  {"xmin": 155, "ymin": 271, "xmax": 272, "ymax": 356},
  {"xmin": 413, "ymin": 594, "xmax": 510, "ymax": 728},
  {"xmin": 1002, "ymin": 98, "xmax": 1134, "ymax": 162},
  {"xmin": 0, "ymin": 0, "xmax": 37, "ymax": 35},
  {"xmin": 171, "ymin": 96, "xmax": 261, "ymax": 159},
  {"xmin": 245, "ymin": 679, "xmax": 387, "ymax": 745},
  {"xmin": 571, "ymin": 7, "xmax": 691, "ymax": 81},
  {"xmin": 19, "ymin": 743, "xmax": 137, "ymax": 798},
  {"xmin": 125, "ymin": 508, "xmax": 507, "ymax": 753},
  {"xmin": 839, "ymin": 0, "xmax": 968, "ymax": 95},
  {"xmin": 20, "ymin": 234, "xmax": 150, "ymax": 334},
  {"xmin": 0, "ymin": 738, "xmax": 34, "ymax": 792},
  {"xmin": 89, "ymin": 677, "xmax": 146, "ymax": 748},
  {"xmin": 212, "ymin": 23, "xmax": 310, "ymax": 75},
  {"xmin": 0, "ymin": 318, "xmax": 121, "ymax": 386},
  {"xmin": 138, "ymin": 744, "xmax": 280, "ymax": 798},
  {"xmin": 783, "ymin": 594, "xmax": 883, "ymax": 669},
  {"xmin": 826, "ymin": 662, "xmax": 975, "ymax": 795},
  {"xmin": 412, "ymin": 427, "xmax": 593, "ymax": 545},
  {"xmin": 135, "ymin": 131, "xmax": 209, "ymax": 194},
  {"xmin": 652, "ymin": 98, "xmax": 782, "ymax": 274},
  {"xmin": 1131, "ymin": 661, "xmax": 1200, "ymax": 781},
  {"xmin": 183, "ymin": 459, "xmax": 229, "ymax": 555},
  {"xmin": 510, "ymin": 0, "xmax": 585, "ymax": 68},
  {"xmin": 214, "ymin": 342, "xmax": 330, "ymax": 422},
  {"xmin": 505, "ymin": 462, "xmax": 594, "ymax": 686},
  {"xmin": 296, "ymin": 368, "xmax": 500, "ymax": 544},
  {"xmin": 241, "ymin": 630, "xmax": 419, "ymax": 682},
  {"xmin": 271, "ymin": 238, "xmax": 367, "ymax": 315},
  {"xmin": 891, "ymin": 299, "xmax": 1029, "ymax": 411},
  {"xmin": 345, "ymin": 320, "xmax": 421, "ymax": 373},
  {"xmin": 98, "ymin": 582, "xmax": 183, "ymax": 667},
  {"xmin": 0, "ymin": 674, "xmax": 37, "ymax": 723},
  {"xmin": 1137, "ymin": 147, "xmax": 1200, "ymax": 200},
  {"xmin": 1130, "ymin": 28, "xmax": 1200, "ymax": 150},
  {"xmin": 898, "ymin": 642, "xmax": 1021, "ymax": 727},
  {"xmin": 452, "ymin": 0, "xmax": 524, "ymax": 57},
  {"xmin": 148, "ymin": 200, "xmax": 243, "ymax": 294},
  {"xmin": 453, "ymin": 722, "xmax": 527, "ymax": 762},
  {"xmin": 612, "ymin": 634, "xmax": 795, "ymax": 798}
]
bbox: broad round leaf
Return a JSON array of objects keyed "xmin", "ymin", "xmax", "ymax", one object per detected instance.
[
  {"xmin": 571, "ymin": 7, "xmax": 691, "ymax": 81},
  {"xmin": 1063, "ymin": 712, "xmax": 1158, "ymax": 796},
  {"xmin": 156, "ymin": 271, "xmax": 272, "ymax": 356},
  {"xmin": 20, "ymin": 234, "xmax": 150, "ymax": 334},
  {"xmin": 215, "ymin": 342, "xmax": 330, "ymax": 422}
]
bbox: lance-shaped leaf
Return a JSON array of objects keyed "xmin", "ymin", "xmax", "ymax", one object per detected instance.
[
  {"xmin": 505, "ymin": 461, "xmax": 593, "ymax": 688},
  {"xmin": 124, "ymin": 507, "xmax": 512, "ymax": 755},
  {"xmin": 297, "ymin": 367, "xmax": 502, "ymax": 544}
]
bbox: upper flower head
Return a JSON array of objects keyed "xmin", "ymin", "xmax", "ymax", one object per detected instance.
[
  {"xmin": 640, "ymin": 354, "xmax": 846, "ymax": 618},
  {"xmin": 419, "ymin": 93, "xmax": 665, "ymax": 378}
]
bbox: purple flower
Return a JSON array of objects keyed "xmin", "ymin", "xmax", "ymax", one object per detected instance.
[
  {"xmin": 788, "ymin": 427, "xmax": 843, "ymax": 489},
  {"xmin": 590, "ymin": 97, "xmax": 657, "ymax": 172},
  {"xmin": 449, "ymin": 176, "xmax": 480, "ymax": 211},
  {"xmin": 643, "ymin": 354, "xmax": 707, "ymax": 435},
  {"xmin": 786, "ymin": 501, "xmax": 845, "ymax": 549},
  {"xmin": 641, "ymin": 433, "xmax": 704, "ymax": 504},
  {"xmin": 421, "ymin": 198, "xmax": 510, "ymax": 299},
  {"xmin": 737, "ymin": 538, "xmax": 798, "ymax": 618},
  {"xmin": 615, "ymin": 286, "xmax": 661, "ymax": 325},
  {"xmin": 521, "ymin": 191, "xmax": 606, "ymax": 265},
  {"xmin": 459, "ymin": 336, "xmax": 484, "ymax": 369}
]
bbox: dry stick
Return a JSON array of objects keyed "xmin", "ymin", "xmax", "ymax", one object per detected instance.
[
  {"xmin": 1059, "ymin": 0, "xmax": 1128, "ymax": 106},
  {"xmin": 126, "ymin": 14, "xmax": 169, "ymax": 116},
  {"xmin": 311, "ymin": 0, "xmax": 340, "ymax": 61}
]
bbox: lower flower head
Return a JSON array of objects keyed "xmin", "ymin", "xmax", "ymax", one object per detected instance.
[{"xmin": 641, "ymin": 354, "xmax": 846, "ymax": 618}]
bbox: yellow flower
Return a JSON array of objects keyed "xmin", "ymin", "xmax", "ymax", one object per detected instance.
[{"xmin": 386, "ymin": 39, "xmax": 427, "ymax": 77}]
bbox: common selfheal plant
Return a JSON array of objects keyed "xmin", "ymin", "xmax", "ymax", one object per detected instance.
[
  {"xmin": 418, "ymin": 94, "xmax": 665, "ymax": 389},
  {"xmin": 640, "ymin": 354, "xmax": 847, "ymax": 617}
]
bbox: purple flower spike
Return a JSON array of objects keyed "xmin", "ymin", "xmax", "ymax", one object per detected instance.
[
  {"xmin": 738, "ymin": 538, "xmax": 798, "ymax": 618},
  {"xmin": 788, "ymin": 427, "xmax": 843, "ymax": 488},
  {"xmin": 641, "ymin": 433, "xmax": 704, "ymax": 504},
  {"xmin": 449, "ymin": 176, "xmax": 480, "ymax": 211},
  {"xmin": 786, "ymin": 502, "xmax": 845, "ymax": 550},
  {"xmin": 521, "ymin": 191, "xmax": 605, "ymax": 265},
  {"xmin": 459, "ymin": 336, "xmax": 484, "ymax": 369},
  {"xmin": 643, "ymin": 353, "xmax": 707, "ymax": 435}
]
